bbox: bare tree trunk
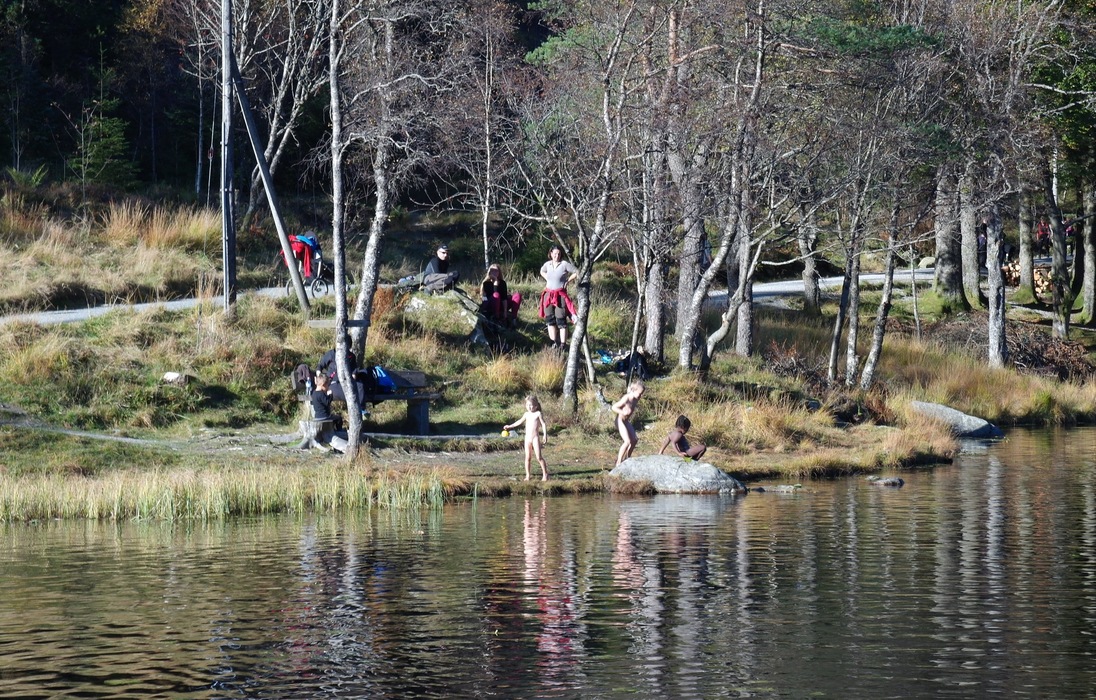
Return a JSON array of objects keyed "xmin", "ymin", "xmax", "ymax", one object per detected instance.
[
  {"xmin": 675, "ymin": 188, "xmax": 705, "ymax": 339},
  {"xmin": 350, "ymin": 19, "xmax": 397, "ymax": 352},
  {"xmin": 643, "ymin": 257, "xmax": 664, "ymax": 361},
  {"xmin": 640, "ymin": 142, "xmax": 670, "ymax": 364},
  {"xmin": 843, "ymin": 247, "xmax": 862, "ymax": 386},
  {"xmin": 562, "ymin": 269, "xmax": 593, "ymax": 407},
  {"xmin": 1044, "ymin": 163, "xmax": 1072, "ymax": 338},
  {"xmin": 1080, "ymin": 179, "xmax": 1096, "ymax": 325},
  {"xmin": 933, "ymin": 164, "xmax": 966, "ymax": 308},
  {"xmin": 351, "ymin": 144, "xmax": 391, "ymax": 351},
  {"xmin": 830, "ymin": 185, "xmax": 869, "ymax": 386},
  {"xmin": 959, "ymin": 158, "xmax": 984, "ymax": 308},
  {"xmin": 1017, "ymin": 184, "xmax": 1036, "ymax": 300},
  {"xmin": 986, "ymin": 201, "xmax": 1007, "ymax": 367},
  {"xmin": 329, "ymin": 0, "xmax": 362, "ymax": 459},
  {"xmin": 734, "ymin": 212, "xmax": 753, "ymax": 357},
  {"xmin": 860, "ymin": 240, "xmax": 896, "ymax": 389},
  {"xmin": 1070, "ymin": 183, "xmax": 1085, "ymax": 298},
  {"xmin": 797, "ymin": 205, "xmax": 821, "ymax": 313},
  {"xmin": 827, "ymin": 270, "xmax": 850, "ymax": 384}
]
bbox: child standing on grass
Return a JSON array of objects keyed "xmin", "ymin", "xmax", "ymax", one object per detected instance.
[
  {"xmin": 612, "ymin": 381, "xmax": 645, "ymax": 467},
  {"xmin": 503, "ymin": 395, "xmax": 549, "ymax": 481},
  {"xmin": 310, "ymin": 373, "xmax": 343, "ymax": 432}
]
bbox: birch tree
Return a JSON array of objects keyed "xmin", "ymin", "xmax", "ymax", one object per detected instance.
[{"xmin": 509, "ymin": 0, "xmax": 638, "ymax": 406}]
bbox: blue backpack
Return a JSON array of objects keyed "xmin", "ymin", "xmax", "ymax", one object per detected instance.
[
  {"xmin": 294, "ymin": 234, "xmax": 320, "ymax": 254},
  {"xmin": 372, "ymin": 366, "xmax": 397, "ymax": 393}
]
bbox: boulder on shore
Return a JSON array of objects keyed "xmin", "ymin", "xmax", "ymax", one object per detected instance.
[
  {"xmin": 403, "ymin": 289, "xmax": 489, "ymax": 345},
  {"xmin": 610, "ymin": 455, "xmax": 746, "ymax": 494},
  {"xmin": 908, "ymin": 400, "xmax": 1004, "ymax": 439}
]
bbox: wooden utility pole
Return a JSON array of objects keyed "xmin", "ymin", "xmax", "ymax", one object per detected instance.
[{"xmin": 231, "ymin": 57, "xmax": 310, "ymax": 312}]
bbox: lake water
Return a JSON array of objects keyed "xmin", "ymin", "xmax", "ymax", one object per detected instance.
[{"xmin": 2, "ymin": 428, "xmax": 1096, "ymax": 698}]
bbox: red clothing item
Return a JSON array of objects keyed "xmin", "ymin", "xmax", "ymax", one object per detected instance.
[
  {"xmin": 538, "ymin": 288, "xmax": 576, "ymax": 319},
  {"xmin": 285, "ymin": 238, "xmax": 314, "ymax": 279}
]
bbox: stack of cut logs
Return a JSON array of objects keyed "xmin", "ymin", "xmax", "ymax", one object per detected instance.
[{"xmin": 1003, "ymin": 261, "xmax": 1054, "ymax": 294}]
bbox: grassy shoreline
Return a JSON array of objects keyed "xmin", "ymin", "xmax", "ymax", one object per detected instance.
[
  {"xmin": 0, "ymin": 418, "xmax": 954, "ymax": 522},
  {"xmin": 5, "ymin": 199, "xmax": 1096, "ymax": 521}
]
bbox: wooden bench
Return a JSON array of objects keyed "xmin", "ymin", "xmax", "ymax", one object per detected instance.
[
  {"xmin": 364, "ymin": 369, "xmax": 441, "ymax": 435},
  {"xmin": 291, "ymin": 367, "xmax": 440, "ymax": 439}
]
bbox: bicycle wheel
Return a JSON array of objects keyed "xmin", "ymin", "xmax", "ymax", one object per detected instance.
[{"xmin": 310, "ymin": 277, "xmax": 330, "ymax": 298}]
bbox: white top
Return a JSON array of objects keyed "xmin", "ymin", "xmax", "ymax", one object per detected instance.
[{"xmin": 540, "ymin": 260, "xmax": 577, "ymax": 290}]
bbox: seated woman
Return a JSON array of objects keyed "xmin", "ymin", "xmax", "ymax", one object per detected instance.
[{"xmin": 480, "ymin": 263, "xmax": 521, "ymax": 326}]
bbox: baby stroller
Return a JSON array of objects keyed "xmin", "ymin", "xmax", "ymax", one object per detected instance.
[{"xmin": 282, "ymin": 233, "xmax": 355, "ymax": 299}]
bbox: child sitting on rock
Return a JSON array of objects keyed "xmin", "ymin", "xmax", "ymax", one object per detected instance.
[{"xmin": 658, "ymin": 414, "xmax": 706, "ymax": 460}]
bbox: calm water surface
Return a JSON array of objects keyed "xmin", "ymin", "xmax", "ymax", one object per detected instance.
[{"xmin": 3, "ymin": 428, "xmax": 1096, "ymax": 698}]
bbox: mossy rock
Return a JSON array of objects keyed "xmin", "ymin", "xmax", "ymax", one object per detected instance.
[{"xmin": 402, "ymin": 289, "xmax": 486, "ymax": 343}]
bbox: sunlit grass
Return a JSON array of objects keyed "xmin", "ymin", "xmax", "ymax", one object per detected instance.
[
  {"xmin": 0, "ymin": 462, "xmax": 453, "ymax": 522},
  {"xmin": 101, "ymin": 201, "xmax": 219, "ymax": 252},
  {"xmin": 881, "ymin": 336, "xmax": 1096, "ymax": 425}
]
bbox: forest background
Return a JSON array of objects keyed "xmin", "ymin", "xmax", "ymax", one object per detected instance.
[{"xmin": 5, "ymin": 0, "xmax": 1096, "ymax": 466}]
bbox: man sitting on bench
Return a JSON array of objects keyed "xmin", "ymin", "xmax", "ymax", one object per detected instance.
[{"xmin": 317, "ymin": 334, "xmax": 367, "ymax": 410}]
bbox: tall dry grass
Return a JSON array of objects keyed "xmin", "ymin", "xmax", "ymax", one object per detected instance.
[
  {"xmin": 0, "ymin": 463, "xmax": 453, "ymax": 522},
  {"xmin": 883, "ymin": 337, "xmax": 1096, "ymax": 424},
  {"xmin": 2, "ymin": 196, "xmax": 223, "ymax": 313},
  {"xmin": 465, "ymin": 354, "xmax": 529, "ymax": 394},
  {"xmin": 0, "ymin": 191, "xmax": 49, "ymax": 243},
  {"xmin": 101, "ymin": 201, "xmax": 219, "ymax": 251},
  {"xmin": 529, "ymin": 350, "xmax": 565, "ymax": 393}
]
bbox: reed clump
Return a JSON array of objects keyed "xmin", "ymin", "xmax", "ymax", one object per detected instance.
[
  {"xmin": 0, "ymin": 463, "xmax": 453, "ymax": 522},
  {"xmin": 529, "ymin": 350, "xmax": 565, "ymax": 393}
]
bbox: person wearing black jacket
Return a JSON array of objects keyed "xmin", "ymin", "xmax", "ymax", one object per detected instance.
[
  {"xmin": 309, "ymin": 374, "xmax": 343, "ymax": 431},
  {"xmin": 317, "ymin": 334, "xmax": 365, "ymax": 405},
  {"xmin": 422, "ymin": 245, "xmax": 459, "ymax": 291}
]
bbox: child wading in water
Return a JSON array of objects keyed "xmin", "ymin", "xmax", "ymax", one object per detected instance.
[
  {"xmin": 612, "ymin": 381, "xmax": 645, "ymax": 467},
  {"xmin": 503, "ymin": 395, "xmax": 549, "ymax": 481}
]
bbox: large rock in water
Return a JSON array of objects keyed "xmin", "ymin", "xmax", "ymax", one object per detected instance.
[
  {"xmin": 908, "ymin": 400, "xmax": 1004, "ymax": 439},
  {"xmin": 610, "ymin": 455, "xmax": 746, "ymax": 494}
]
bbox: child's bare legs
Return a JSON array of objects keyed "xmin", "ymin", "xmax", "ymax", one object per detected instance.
[
  {"xmin": 616, "ymin": 417, "xmax": 638, "ymax": 467},
  {"xmin": 523, "ymin": 441, "xmax": 533, "ymax": 480},
  {"xmin": 532, "ymin": 437, "xmax": 549, "ymax": 481}
]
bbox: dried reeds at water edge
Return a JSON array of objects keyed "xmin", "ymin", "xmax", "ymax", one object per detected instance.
[{"xmin": 0, "ymin": 465, "xmax": 455, "ymax": 522}]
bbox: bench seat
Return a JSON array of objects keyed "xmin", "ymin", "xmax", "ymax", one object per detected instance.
[{"xmin": 292, "ymin": 368, "xmax": 439, "ymax": 438}]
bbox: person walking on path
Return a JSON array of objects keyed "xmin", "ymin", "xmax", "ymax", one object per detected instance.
[
  {"xmin": 503, "ymin": 395, "xmax": 549, "ymax": 481},
  {"xmin": 538, "ymin": 245, "xmax": 577, "ymax": 351},
  {"xmin": 611, "ymin": 381, "xmax": 645, "ymax": 468}
]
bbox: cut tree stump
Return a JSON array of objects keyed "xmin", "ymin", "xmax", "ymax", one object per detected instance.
[{"xmin": 297, "ymin": 418, "xmax": 334, "ymax": 450}]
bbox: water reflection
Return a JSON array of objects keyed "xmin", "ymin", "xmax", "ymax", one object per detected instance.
[{"xmin": 3, "ymin": 429, "xmax": 1096, "ymax": 697}]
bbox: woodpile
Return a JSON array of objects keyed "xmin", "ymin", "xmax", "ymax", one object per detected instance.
[{"xmin": 1002, "ymin": 261, "xmax": 1053, "ymax": 294}]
